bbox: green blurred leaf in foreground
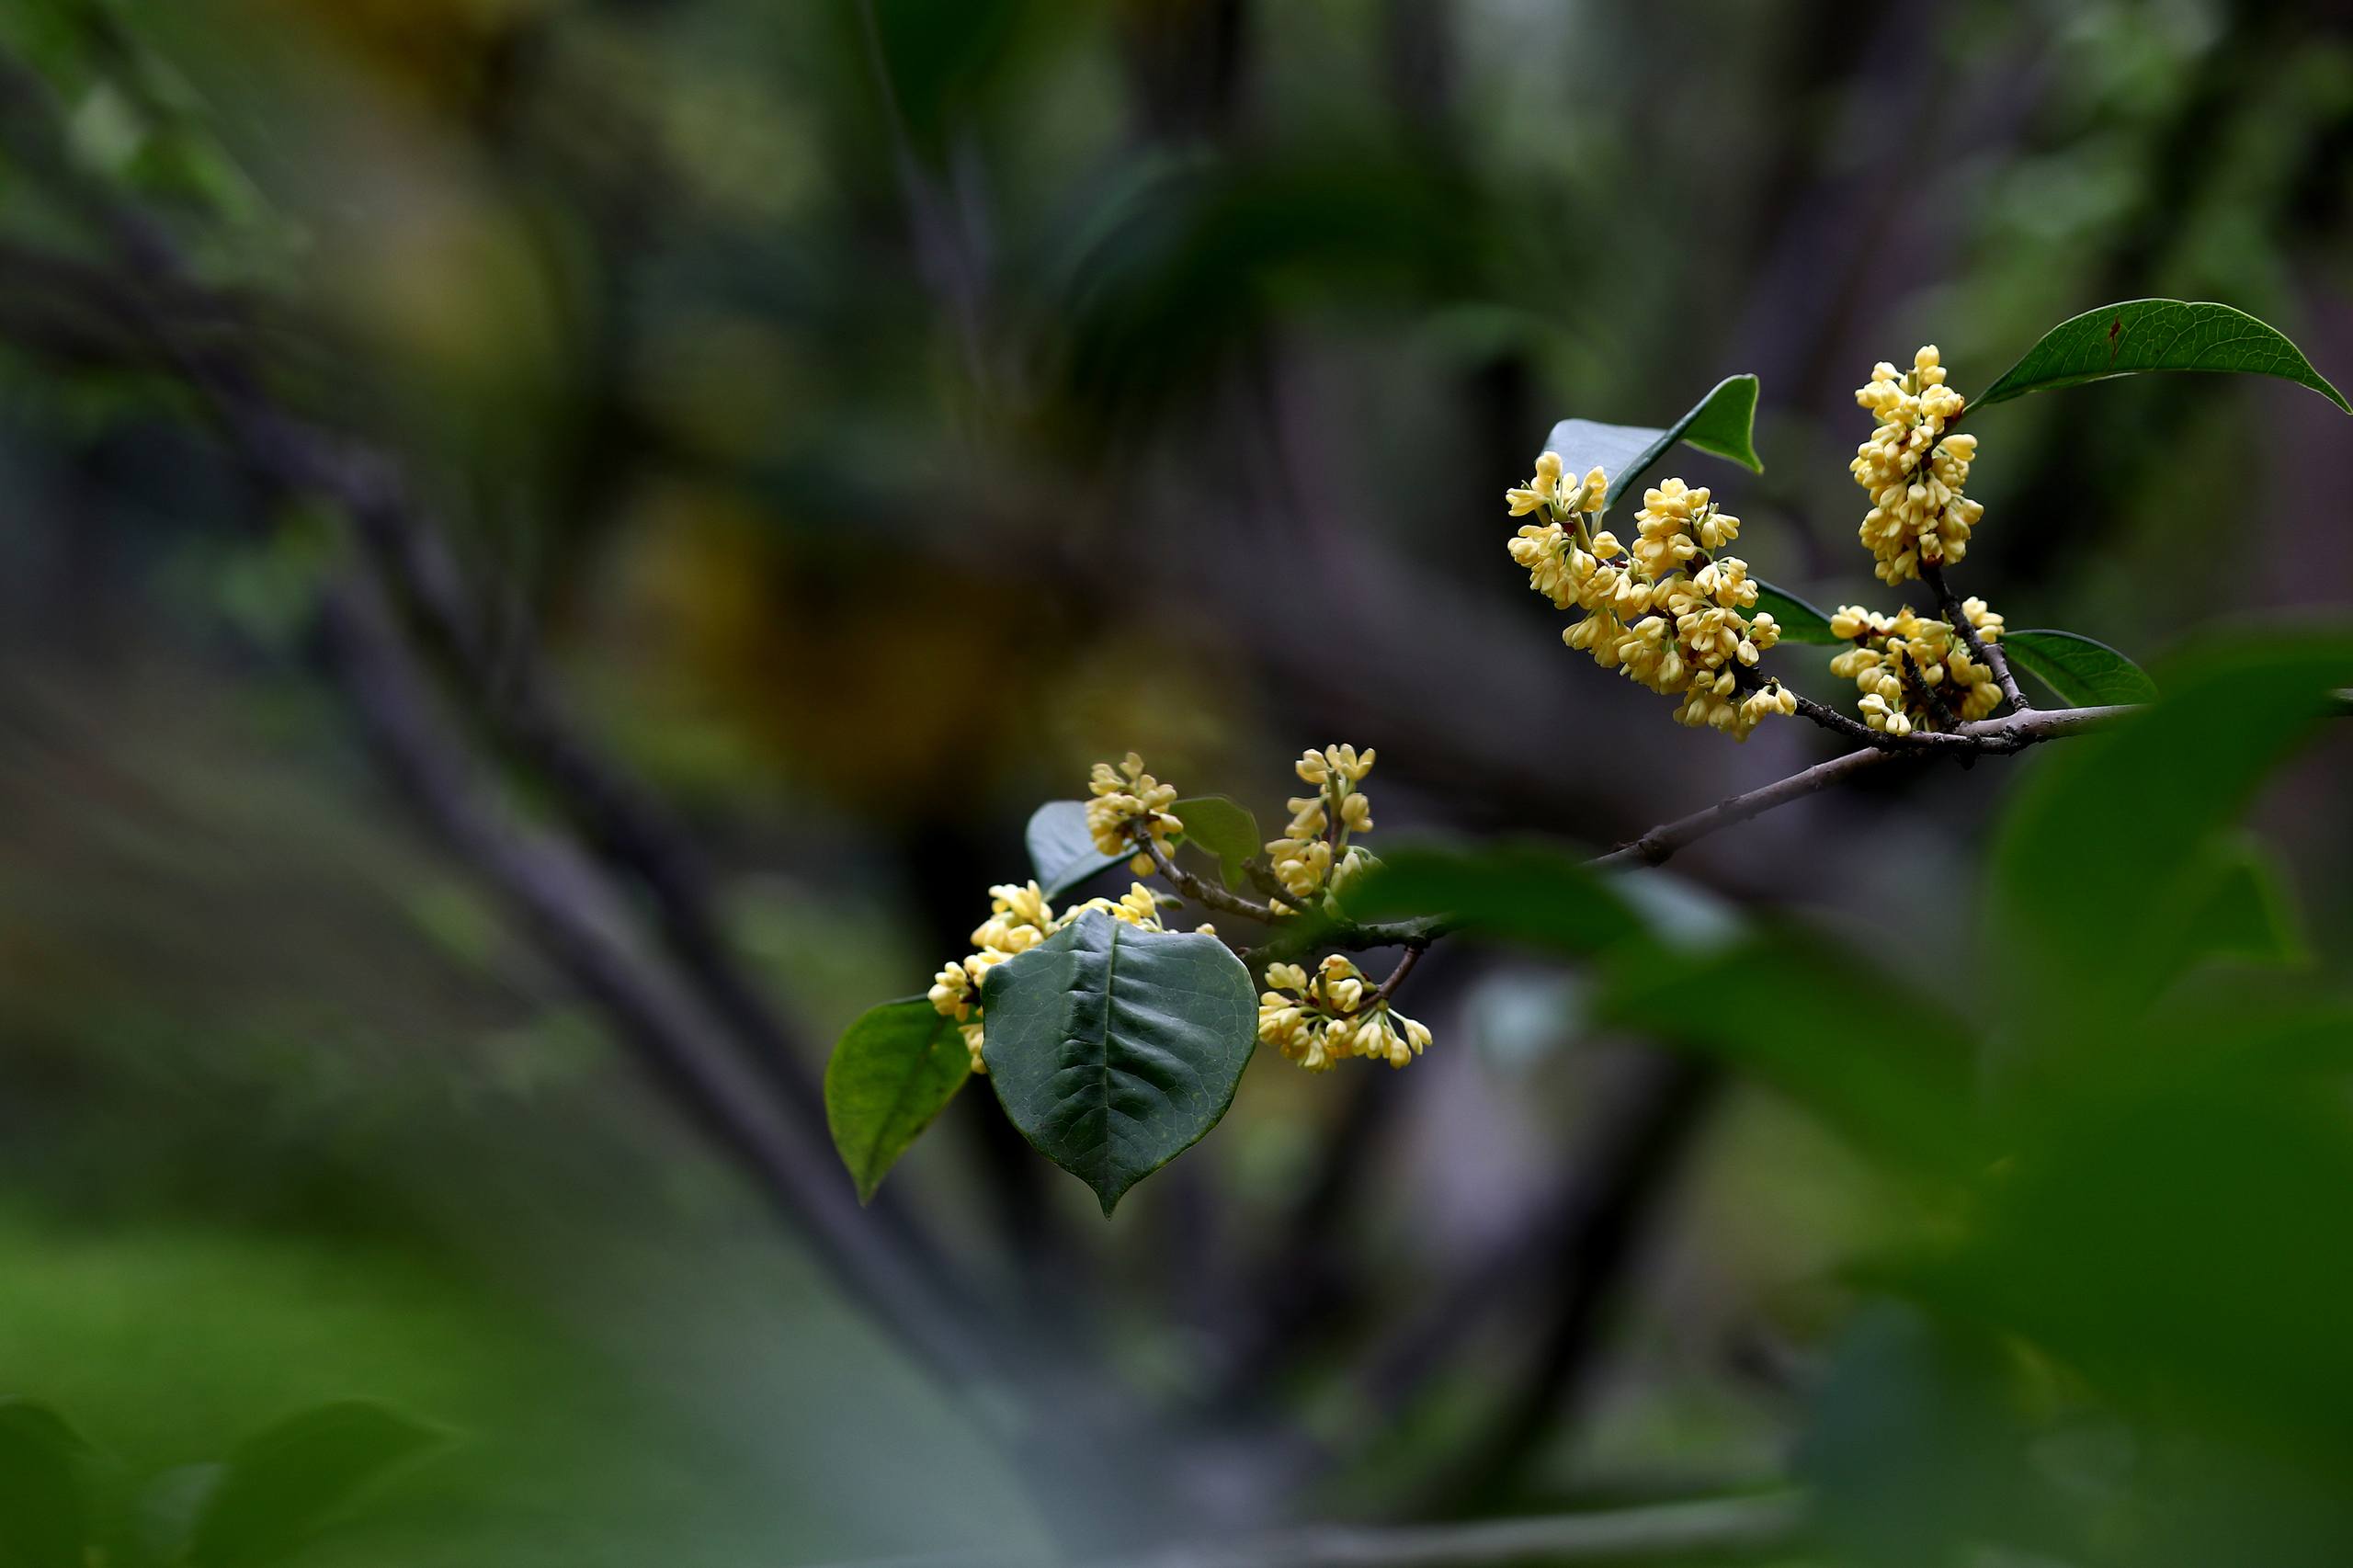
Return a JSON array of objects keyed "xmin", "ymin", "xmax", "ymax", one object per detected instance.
[
  {"xmin": 0, "ymin": 1399, "xmax": 90, "ymax": 1568},
  {"xmin": 187, "ymin": 1401, "xmax": 442, "ymax": 1568},
  {"xmin": 1989, "ymin": 632, "xmax": 2353, "ymax": 1028},
  {"xmin": 1170, "ymin": 795, "xmax": 1260, "ymax": 890},
  {"xmin": 1541, "ymin": 373, "xmax": 1764, "ymax": 507},
  {"xmin": 824, "ymin": 998, "xmax": 972, "ymax": 1203},
  {"xmin": 1339, "ymin": 839, "xmax": 1638, "ymax": 956},
  {"xmin": 1998, "ymin": 629, "xmax": 2157, "ymax": 707},
  {"xmin": 981, "ymin": 912, "xmax": 1256, "ymax": 1215},
  {"xmin": 1976, "ymin": 299, "xmax": 2351, "ymax": 413}
]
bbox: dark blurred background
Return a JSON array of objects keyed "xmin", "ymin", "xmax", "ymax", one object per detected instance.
[{"xmin": 1, "ymin": 1, "xmax": 2350, "ymax": 1563}]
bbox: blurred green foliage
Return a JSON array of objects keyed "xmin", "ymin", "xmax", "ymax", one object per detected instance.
[{"xmin": 0, "ymin": 0, "xmax": 2349, "ymax": 1562}]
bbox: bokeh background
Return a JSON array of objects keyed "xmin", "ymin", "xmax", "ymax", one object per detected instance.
[{"xmin": 2, "ymin": 1, "xmax": 2351, "ymax": 1563}]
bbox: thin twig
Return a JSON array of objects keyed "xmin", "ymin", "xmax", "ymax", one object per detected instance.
[
  {"xmin": 1142, "ymin": 835, "xmax": 1288, "ymax": 924},
  {"xmin": 1371, "ymin": 943, "xmax": 1424, "ymax": 1004},
  {"xmin": 1921, "ymin": 560, "xmax": 2029, "ymax": 711},
  {"xmin": 1590, "ymin": 703, "xmax": 2134, "ymax": 870}
]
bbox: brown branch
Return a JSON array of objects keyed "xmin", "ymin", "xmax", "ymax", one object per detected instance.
[
  {"xmin": 0, "ymin": 48, "xmax": 1000, "ymax": 1381},
  {"xmin": 1142, "ymin": 835, "xmax": 1288, "ymax": 924},
  {"xmin": 1371, "ymin": 943, "xmax": 1425, "ymax": 1005},
  {"xmin": 1591, "ymin": 703, "xmax": 2134, "ymax": 870},
  {"xmin": 311, "ymin": 571, "xmax": 997, "ymax": 1390},
  {"xmin": 1921, "ymin": 560, "xmax": 2029, "ymax": 711}
]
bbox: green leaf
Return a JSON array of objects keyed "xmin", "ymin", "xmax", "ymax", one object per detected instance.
[
  {"xmin": 1975, "ymin": 300, "xmax": 2350, "ymax": 414},
  {"xmin": 1752, "ymin": 580, "xmax": 1844, "ymax": 646},
  {"xmin": 1171, "ymin": 795, "xmax": 1260, "ymax": 890},
  {"xmin": 1597, "ymin": 934, "xmax": 1982, "ymax": 1181},
  {"xmin": 135, "ymin": 1465, "xmax": 223, "ymax": 1568},
  {"xmin": 1024, "ymin": 800, "xmax": 1130, "ymax": 899},
  {"xmin": 824, "ymin": 998, "xmax": 972, "ymax": 1204},
  {"xmin": 1989, "ymin": 632, "xmax": 2353, "ymax": 1031},
  {"xmin": 1339, "ymin": 839, "xmax": 1641, "ymax": 957},
  {"xmin": 1541, "ymin": 373, "xmax": 1764, "ymax": 507},
  {"xmin": 1998, "ymin": 629, "xmax": 2157, "ymax": 707},
  {"xmin": 0, "ymin": 1399, "xmax": 90, "ymax": 1568},
  {"xmin": 980, "ymin": 911, "xmax": 1256, "ymax": 1215},
  {"xmin": 189, "ymin": 1402, "xmax": 442, "ymax": 1568},
  {"xmin": 2171, "ymin": 835, "xmax": 2307, "ymax": 971}
]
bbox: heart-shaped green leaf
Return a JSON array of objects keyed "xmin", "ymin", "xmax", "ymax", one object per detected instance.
[
  {"xmin": 1024, "ymin": 800, "xmax": 1131, "ymax": 899},
  {"xmin": 980, "ymin": 911, "xmax": 1256, "ymax": 1215},
  {"xmin": 189, "ymin": 1401, "xmax": 441, "ymax": 1568},
  {"xmin": 0, "ymin": 1400, "xmax": 90, "ymax": 1568},
  {"xmin": 1171, "ymin": 795, "xmax": 1259, "ymax": 889},
  {"xmin": 1541, "ymin": 373, "xmax": 1764, "ymax": 507},
  {"xmin": 1752, "ymin": 580, "xmax": 1844, "ymax": 645},
  {"xmin": 1975, "ymin": 300, "xmax": 2350, "ymax": 414},
  {"xmin": 824, "ymin": 998, "xmax": 972, "ymax": 1203},
  {"xmin": 1998, "ymin": 630, "xmax": 2156, "ymax": 708}
]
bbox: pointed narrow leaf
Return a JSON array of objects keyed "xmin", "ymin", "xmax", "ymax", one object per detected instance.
[
  {"xmin": 1976, "ymin": 300, "xmax": 2349, "ymax": 414},
  {"xmin": 189, "ymin": 1402, "xmax": 442, "ymax": 1568},
  {"xmin": 981, "ymin": 912, "xmax": 1256, "ymax": 1215},
  {"xmin": 1541, "ymin": 373, "xmax": 1764, "ymax": 507},
  {"xmin": 824, "ymin": 998, "xmax": 972, "ymax": 1203},
  {"xmin": 1171, "ymin": 795, "xmax": 1259, "ymax": 889},
  {"xmin": 0, "ymin": 1400, "xmax": 89, "ymax": 1568},
  {"xmin": 1998, "ymin": 630, "xmax": 2156, "ymax": 707},
  {"xmin": 1024, "ymin": 800, "xmax": 1130, "ymax": 899},
  {"xmin": 1753, "ymin": 580, "xmax": 1844, "ymax": 645}
]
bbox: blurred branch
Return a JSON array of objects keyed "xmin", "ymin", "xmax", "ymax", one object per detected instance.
[
  {"xmin": 309, "ymin": 569, "xmax": 995, "ymax": 1386},
  {"xmin": 1353, "ymin": 1054, "xmax": 1717, "ymax": 1445},
  {"xmin": 0, "ymin": 45, "xmax": 998, "ymax": 1383},
  {"xmin": 1084, "ymin": 1491, "xmax": 1806, "ymax": 1568},
  {"xmin": 1409, "ymin": 1054, "xmax": 1723, "ymax": 1513}
]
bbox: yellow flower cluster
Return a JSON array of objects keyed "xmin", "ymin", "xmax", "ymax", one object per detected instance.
[
  {"xmin": 1507, "ymin": 458, "xmax": 1795, "ymax": 740},
  {"xmin": 1256, "ymin": 955, "xmax": 1431, "ymax": 1072},
  {"xmin": 1086, "ymin": 752, "xmax": 1182, "ymax": 878},
  {"xmin": 1826, "ymin": 598, "xmax": 2007, "ymax": 734},
  {"xmin": 1851, "ymin": 347, "xmax": 1983, "ymax": 586},
  {"xmin": 928, "ymin": 880, "xmax": 1201, "ymax": 1073},
  {"xmin": 1264, "ymin": 744, "xmax": 1378, "ymax": 904}
]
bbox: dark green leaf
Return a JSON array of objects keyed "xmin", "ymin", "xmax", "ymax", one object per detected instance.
[
  {"xmin": 2171, "ymin": 835, "xmax": 2307, "ymax": 971},
  {"xmin": 1024, "ymin": 800, "xmax": 1131, "ymax": 899},
  {"xmin": 189, "ymin": 1402, "xmax": 442, "ymax": 1568},
  {"xmin": 1989, "ymin": 633, "xmax": 2353, "ymax": 1030},
  {"xmin": 1752, "ymin": 580, "xmax": 1844, "ymax": 646},
  {"xmin": 1998, "ymin": 629, "xmax": 2157, "ymax": 707},
  {"xmin": 0, "ymin": 1400, "xmax": 89, "ymax": 1568},
  {"xmin": 135, "ymin": 1465, "xmax": 222, "ymax": 1568},
  {"xmin": 1597, "ymin": 934, "xmax": 1982, "ymax": 1181},
  {"xmin": 981, "ymin": 912, "xmax": 1256, "ymax": 1215},
  {"xmin": 1339, "ymin": 839, "xmax": 1640, "ymax": 957},
  {"xmin": 824, "ymin": 998, "xmax": 972, "ymax": 1204},
  {"xmin": 1171, "ymin": 795, "xmax": 1259, "ymax": 890},
  {"xmin": 1541, "ymin": 374, "xmax": 1764, "ymax": 507},
  {"xmin": 1975, "ymin": 300, "xmax": 2350, "ymax": 414},
  {"xmin": 1797, "ymin": 1306, "xmax": 2070, "ymax": 1568}
]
